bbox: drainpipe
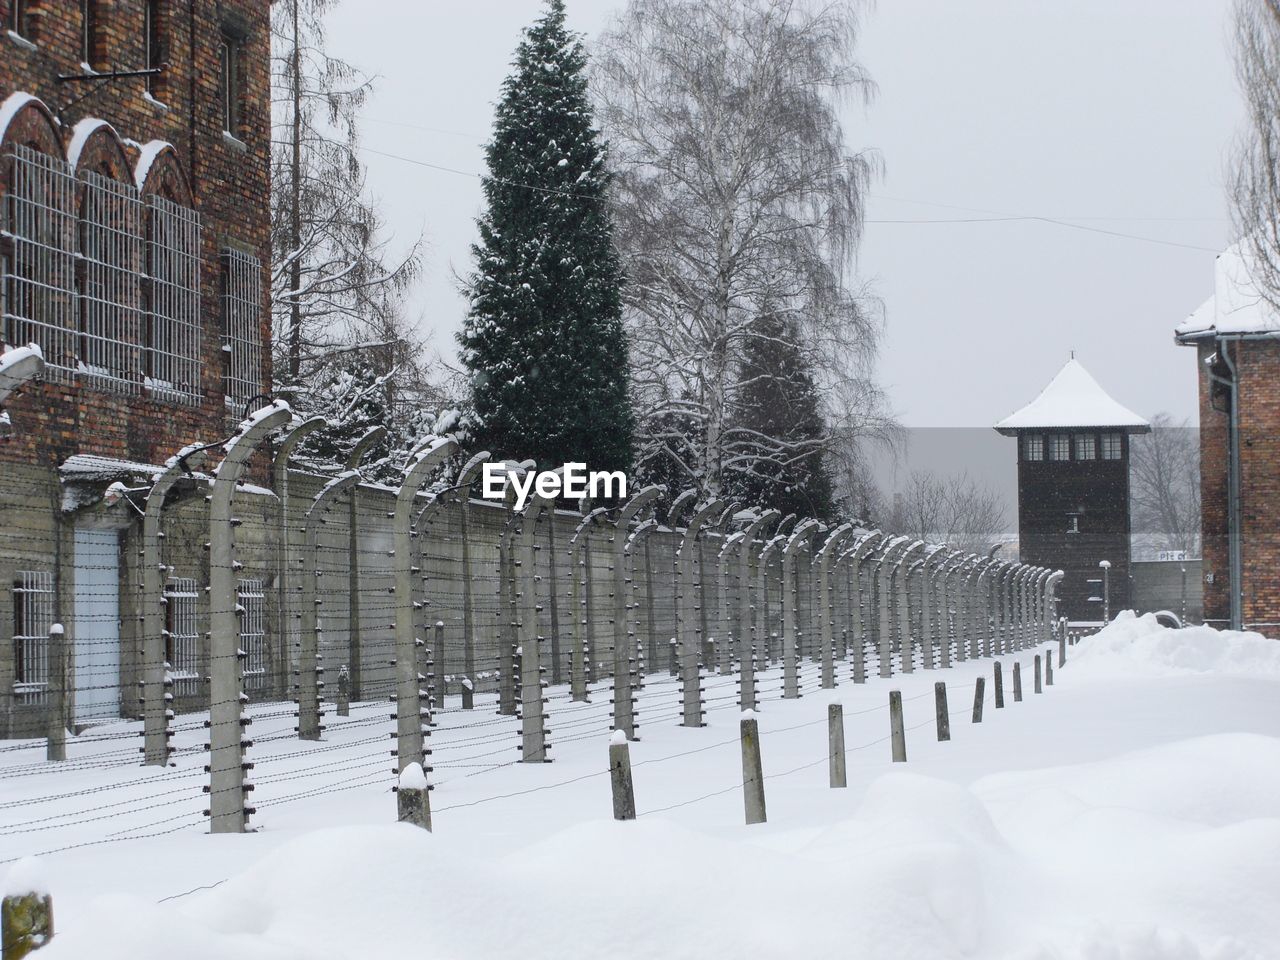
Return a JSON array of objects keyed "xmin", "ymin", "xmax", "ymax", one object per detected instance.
[{"xmin": 1208, "ymin": 338, "xmax": 1243, "ymax": 631}]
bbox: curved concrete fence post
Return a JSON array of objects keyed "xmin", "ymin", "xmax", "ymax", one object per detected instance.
[
  {"xmin": 1045, "ymin": 570, "xmax": 1065, "ymax": 641},
  {"xmin": 676, "ymin": 499, "xmax": 725, "ymax": 727},
  {"xmin": 298, "ymin": 470, "xmax": 359, "ymax": 741},
  {"xmin": 570, "ymin": 506, "xmax": 609, "ymax": 703},
  {"xmin": 758, "ymin": 534, "xmax": 786, "ymax": 666},
  {"xmin": 895, "ymin": 542, "xmax": 926, "ymax": 674},
  {"xmin": 611, "ymin": 486, "xmax": 664, "ymax": 739},
  {"xmin": 341, "ymin": 425, "xmax": 387, "ymax": 698},
  {"xmin": 517, "ymin": 468, "xmax": 563, "ymax": 763},
  {"xmin": 624, "ymin": 514, "xmax": 662, "ymax": 695},
  {"xmin": 966, "ymin": 559, "xmax": 991, "ymax": 660},
  {"xmin": 710, "ymin": 503, "xmax": 741, "ymax": 675},
  {"xmin": 874, "ymin": 538, "xmax": 911, "ymax": 678},
  {"xmin": 0, "ymin": 343, "xmax": 43, "ymax": 439},
  {"xmin": 140, "ymin": 443, "xmax": 207, "ymax": 766},
  {"xmin": 732, "ymin": 511, "xmax": 779, "ymax": 710},
  {"xmin": 781, "ymin": 520, "xmax": 820, "ymax": 697},
  {"xmin": 271, "ymin": 417, "xmax": 325, "ymax": 701},
  {"xmin": 918, "ymin": 546, "xmax": 944, "ymax": 669},
  {"xmin": 492, "ymin": 460, "xmax": 531, "ymax": 716},
  {"xmin": 392, "ymin": 437, "xmax": 457, "ymax": 777},
  {"xmin": 816, "ymin": 523, "xmax": 855, "ymax": 689},
  {"xmin": 451, "ymin": 452, "xmax": 491, "ymax": 709},
  {"xmin": 1036, "ymin": 569, "xmax": 1054, "ymax": 644},
  {"xmin": 843, "ymin": 531, "xmax": 882, "ymax": 683},
  {"xmin": 208, "ymin": 400, "xmax": 292, "ymax": 834}
]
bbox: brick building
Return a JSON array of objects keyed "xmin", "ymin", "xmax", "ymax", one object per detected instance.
[
  {"xmin": 995, "ymin": 359, "xmax": 1150, "ymax": 622},
  {"xmin": 0, "ymin": 0, "xmax": 272, "ymax": 736},
  {"xmin": 1176, "ymin": 244, "xmax": 1280, "ymax": 631}
]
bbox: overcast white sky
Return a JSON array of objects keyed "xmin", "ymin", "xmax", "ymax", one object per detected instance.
[{"xmin": 326, "ymin": 0, "xmax": 1240, "ymax": 448}]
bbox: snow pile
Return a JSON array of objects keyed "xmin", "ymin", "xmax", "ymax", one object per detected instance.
[{"xmin": 1071, "ymin": 611, "xmax": 1280, "ymax": 680}]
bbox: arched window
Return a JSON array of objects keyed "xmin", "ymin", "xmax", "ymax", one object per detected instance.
[
  {"xmin": 1, "ymin": 95, "xmax": 77, "ymax": 378},
  {"xmin": 70, "ymin": 119, "xmax": 143, "ymax": 393},
  {"xmin": 137, "ymin": 142, "xmax": 201, "ymax": 405}
]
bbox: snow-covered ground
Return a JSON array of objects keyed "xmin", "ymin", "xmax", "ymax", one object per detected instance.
[{"xmin": 4, "ymin": 613, "xmax": 1280, "ymax": 959}]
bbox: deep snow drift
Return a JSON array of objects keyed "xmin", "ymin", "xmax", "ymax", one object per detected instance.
[{"xmin": 6, "ymin": 615, "xmax": 1280, "ymax": 960}]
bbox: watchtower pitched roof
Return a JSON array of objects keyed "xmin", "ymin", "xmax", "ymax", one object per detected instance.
[{"xmin": 994, "ymin": 359, "xmax": 1150, "ymax": 435}]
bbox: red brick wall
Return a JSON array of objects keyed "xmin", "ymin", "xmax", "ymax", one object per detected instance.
[
  {"xmin": 0, "ymin": 0, "xmax": 271, "ymax": 469},
  {"xmin": 1196, "ymin": 338, "xmax": 1280, "ymax": 629}
]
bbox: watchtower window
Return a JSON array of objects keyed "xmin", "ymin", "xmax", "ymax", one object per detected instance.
[
  {"xmin": 1101, "ymin": 433, "xmax": 1123, "ymax": 460},
  {"xmin": 1022, "ymin": 434, "xmax": 1044, "ymax": 461},
  {"xmin": 1048, "ymin": 434, "xmax": 1070, "ymax": 461},
  {"xmin": 1073, "ymin": 433, "xmax": 1096, "ymax": 460}
]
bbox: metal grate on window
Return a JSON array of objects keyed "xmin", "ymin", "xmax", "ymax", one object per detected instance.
[
  {"xmin": 146, "ymin": 196, "xmax": 201, "ymax": 404},
  {"xmin": 238, "ymin": 577, "xmax": 268, "ymax": 692},
  {"xmin": 2, "ymin": 145, "xmax": 78, "ymax": 378},
  {"xmin": 221, "ymin": 248, "xmax": 261, "ymax": 412},
  {"xmin": 78, "ymin": 169, "xmax": 143, "ymax": 393},
  {"xmin": 163, "ymin": 576, "xmax": 200, "ymax": 695},
  {"xmin": 12, "ymin": 570, "xmax": 55, "ymax": 700}
]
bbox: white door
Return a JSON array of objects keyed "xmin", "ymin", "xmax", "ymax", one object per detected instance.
[{"xmin": 73, "ymin": 528, "xmax": 121, "ymax": 722}]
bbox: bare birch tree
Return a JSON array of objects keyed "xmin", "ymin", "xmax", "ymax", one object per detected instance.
[
  {"xmin": 883, "ymin": 471, "xmax": 1007, "ymax": 556},
  {"xmin": 1230, "ymin": 0, "xmax": 1280, "ymax": 310},
  {"xmin": 593, "ymin": 0, "xmax": 890, "ymax": 500},
  {"xmin": 1130, "ymin": 413, "xmax": 1201, "ymax": 556},
  {"xmin": 271, "ymin": 0, "xmax": 423, "ymax": 390}
]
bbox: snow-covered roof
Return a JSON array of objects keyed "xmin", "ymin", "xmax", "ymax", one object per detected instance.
[
  {"xmin": 994, "ymin": 359, "xmax": 1150, "ymax": 434},
  {"xmin": 1176, "ymin": 242, "xmax": 1280, "ymax": 341}
]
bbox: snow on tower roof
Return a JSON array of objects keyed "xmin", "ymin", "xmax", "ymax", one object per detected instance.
[
  {"xmin": 1175, "ymin": 242, "xmax": 1280, "ymax": 341},
  {"xmin": 994, "ymin": 359, "xmax": 1150, "ymax": 435}
]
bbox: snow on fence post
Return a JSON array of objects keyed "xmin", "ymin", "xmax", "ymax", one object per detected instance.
[
  {"xmin": 1, "ymin": 857, "xmax": 52, "ymax": 960},
  {"xmin": 828, "ymin": 702, "xmax": 846, "ymax": 788},
  {"xmin": 337, "ymin": 665, "xmax": 350, "ymax": 717},
  {"xmin": 1034, "ymin": 654, "xmax": 1043, "ymax": 694},
  {"xmin": 817, "ymin": 523, "xmax": 854, "ymax": 689},
  {"xmin": 453, "ymin": 452, "xmax": 490, "ymax": 709},
  {"xmin": 570, "ymin": 504, "xmax": 606, "ymax": 703},
  {"xmin": 392, "ymin": 437, "xmax": 457, "ymax": 779},
  {"xmin": 396, "ymin": 762, "xmax": 431, "ymax": 831},
  {"xmin": 207, "ymin": 400, "xmax": 291, "ymax": 834},
  {"xmin": 993, "ymin": 661, "xmax": 1005, "ymax": 710},
  {"xmin": 889, "ymin": 690, "xmax": 907, "ymax": 763},
  {"xmin": 44, "ymin": 626, "xmax": 66, "ymax": 763},
  {"xmin": 1012, "ymin": 661, "xmax": 1023, "ymax": 702},
  {"xmin": 781, "ymin": 520, "xmax": 819, "ymax": 698},
  {"xmin": 272, "ymin": 417, "xmax": 324, "ymax": 702},
  {"xmin": 740, "ymin": 711, "xmax": 767, "ymax": 825},
  {"xmin": 609, "ymin": 729, "xmax": 636, "ymax": 821},
  {"xmin": 612, "ymin": 487, "xmax": 663, "ymax": 740},
  {"xmin": 972, "ymin": 677, "xmax": 985, "ymax": 723},
  {"xmin": 737, "ymin": 511, "xmax": 780, "ymax": 711},
  {"xmin": 141, "ymin": 443, "xmax": 207, "ymax": 766},
  {"xmin": 848, "ymin": 533, "xmax": 882, "ymax": 683},
  {"xmin": 517, "ymin": 469, "xmax": 561, "ymax": 763},
  {"xmin": 934, "ymin": 682, "xmax": 950, "ymax": 742},
  {"xmin": 676, "ymin": 500, "xmax": 722, "ymax": 727},
  {"xmin": 343, "ymin": 426, "xmax": 387, "ymax": 700},
  {"xmin": 299, "ymin": 471, "xmax": 359, "ymax": 741}
]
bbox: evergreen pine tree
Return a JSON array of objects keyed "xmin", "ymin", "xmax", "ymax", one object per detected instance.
[
  {"xmin": 459, "ymin": 0, "xmax": 633, "ymax": 474},
  {"xmin": 729, "ymin": 312, "xmax": 838, "ymax": 519}
]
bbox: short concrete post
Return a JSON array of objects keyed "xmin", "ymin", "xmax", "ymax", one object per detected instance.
[
  {"xmin": 828, "ymin": 703, "xmax": 846, "ymax": 788},
  {"xmin": 1058, "ymin": 634, "xmax": 1066, "ymax": 668},
  {"xmin": 889, "ymin": 690, "xmax": 906, "ymax": 762},
  {"xmin": 740, "ymin": 712, "xmax": 767, "ymax": 825},
  {"xmin": 993, "ymin": 661, "xmax": 1005, "ymax": 709},
  {"xmin": 396, "ymin": 762, "xmax": 431, "ymax": 831},
  {"xmin": 1, "ymin": 860, "xmax": 52, "ymax": 960},
  {"xmin": 1012, "ymin": 661, "xmax": 1022, "ymax": 702},
  {"xmin": 1034, "ymin": 654, "xmax": 1043, "ymax": 694},
  {"xmin": 44, "ymin": 626, "xmax": 66, "ymax": 763},
  {"xmin": 337, "ymin": 665, "xmax": 350, "ymax": 717},
  {"xmin": 609, "ymin": 729, "xmax": 636, "ymax": 821},
  {"xmin": 934, "ymin": 681, "xmax": 950, "ymax": 742},
  {"xmin": 971, "ymin": 677, "xmax": 985, "ymax": 723},
  {"xmin": 1045, "ymin": 650, "xmax": 1054, "ymax": 686},
  {"xmin": 668, "ymin": 638, "xmax": 678, "ymax": 676}
]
